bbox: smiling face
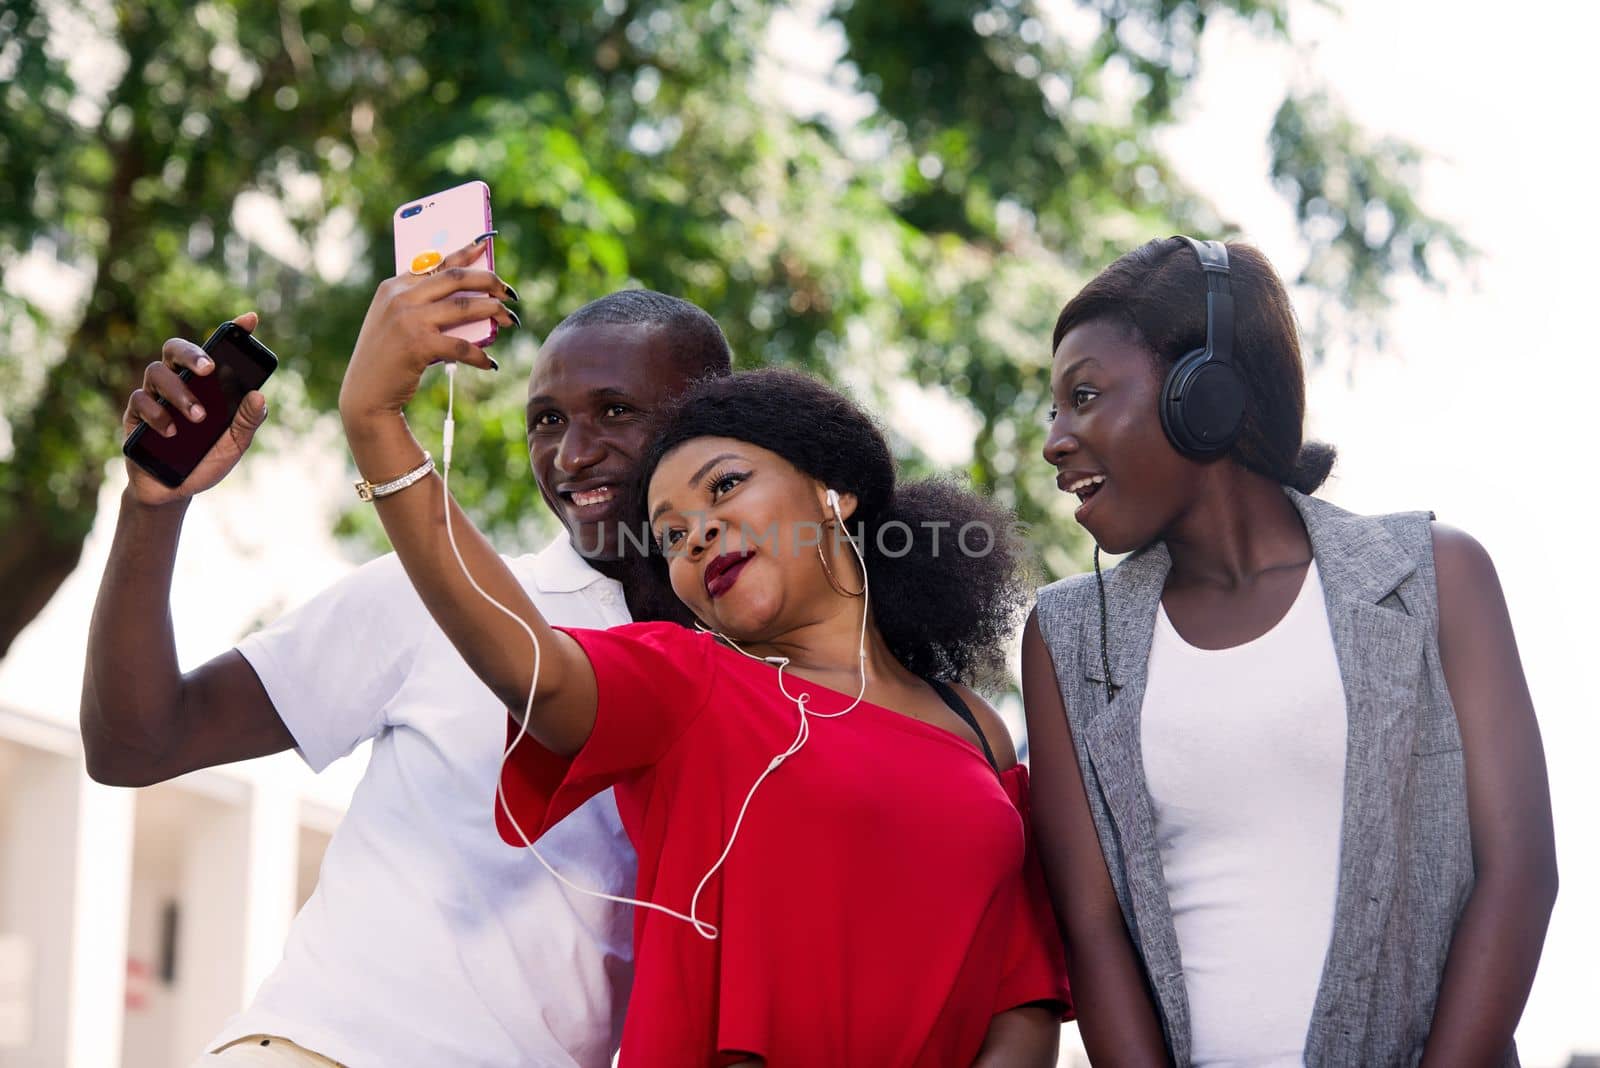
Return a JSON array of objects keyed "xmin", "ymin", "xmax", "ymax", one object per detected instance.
[
  {"xmin": 526, "ymin": 322, "xmax": 698, "ymax": 560},
  {"xmin": 1043, "ymin": 318, "xmax": 1206, "ymax": 553},
  {"xmin": 647, "ymin": 436, "xmax": 852, "ymax": 638}
]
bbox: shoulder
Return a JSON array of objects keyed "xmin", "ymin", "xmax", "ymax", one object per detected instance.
[
  {"xmin": 1021, "ymin": 605, "xmax": 1049, "ymax": 659},
  {"xmin": 1020, "ymin": 607, "xmax": 1061, "ymax": 691},
  {"xmin": 1035, "ymin": 544, "xmax": 1160, "ymax": 619},
  {"xmin": 622, "ymin": 620, "xmax": 702, "ymax": 637},
  {"xmin": 340, "ymin": 550, "xmax": 549, "ymax": 625},
  {"xmin": 586, "ymin": 620, "xmax": 709, "ymax": 650},
  {"xmin": 1428, "ymin": 522, "xmax": 1505, "ymax": 616},
  {"xmin": 946, "ymin": 682, "xmax": 1019, "ymax": 771},
  {"xmin": 341, "ymin": 550, "xmax": 411, "ymax": 591},
  {"xmin": 347, "ymin": 549, "xmax": 540, "ymax": 604},
  {"xmin": 1367, "ymin": 506, "xmax": 1441, "ymax": 560},
  {"xmin": 263, "ymin": 551, "xmax": 420, "ymax": 631},
  {"xmin": 557, "ymin": 622, "xmax": 722, "ymax": 716},
  {"xmin": 569, "ymin": 622, "xmax": 724, "ymax": 679},
  {"xmin": 1429, "ymin": 522, "xmax": 1496, "ymax": 578},
  {"xmin": 1036, "ymin": 571, "xmax": 1101, "ymax": 606},
  {"xmin": 1033, "ymin": 571, "xmax": 1099, "ymax": 648}
]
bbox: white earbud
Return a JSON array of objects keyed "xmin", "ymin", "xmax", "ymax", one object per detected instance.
[{"xmin": 825, "ymin": 487, "xmax": 842, "ymax": 519}]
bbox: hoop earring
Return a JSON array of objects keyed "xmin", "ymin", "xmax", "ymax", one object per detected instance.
[{"xmin": 816, "ymin": 538, "xmax": 865, "ymax": 598}]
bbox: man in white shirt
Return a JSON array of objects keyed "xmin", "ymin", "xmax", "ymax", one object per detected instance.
[{"xmin": 80, "ymin": 288, "xmax": 732, "ymax": 1067}]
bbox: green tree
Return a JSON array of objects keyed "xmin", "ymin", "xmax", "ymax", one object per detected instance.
[{"xmin": 0, "ymin": 0, "xmax": 1464, "ymax": 660}]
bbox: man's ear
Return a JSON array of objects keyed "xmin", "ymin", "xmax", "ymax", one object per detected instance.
[{"xmin": 815, "ymin": 483, "xmax": 859, "ymax": 524}]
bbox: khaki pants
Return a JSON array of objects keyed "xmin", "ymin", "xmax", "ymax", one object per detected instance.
[{"xmin": 194, "ymin": 1035, "xmax": 346, "ymax": 1067}]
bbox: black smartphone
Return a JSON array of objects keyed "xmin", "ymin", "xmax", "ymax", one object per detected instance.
[{"xmin": 122, "ymin": 322, "xmax": 279, "ymax": 488}]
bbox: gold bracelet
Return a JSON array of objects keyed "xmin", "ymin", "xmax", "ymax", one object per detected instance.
[{"xmin": 354, "ymin": 453, "xmax": 434, "ymax": 502}]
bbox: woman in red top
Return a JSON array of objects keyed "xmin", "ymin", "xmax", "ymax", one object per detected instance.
[{"xmin": 338, "ymin": 245, "xmax": 1069, "ymax": 1065}]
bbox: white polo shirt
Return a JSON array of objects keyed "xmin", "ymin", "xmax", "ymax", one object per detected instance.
[{"xmin": 214, "ymin": 535, "xmax": 637, "ymax": 1068}]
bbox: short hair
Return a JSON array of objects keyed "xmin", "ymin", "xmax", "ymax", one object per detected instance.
[
  {"xmin": 552, "ymin": 289, "xmax": 733, "ymax": 380},
  {"xmin": 1051, "ymin": 238, "xmax": 1336, "ymax": 494}
]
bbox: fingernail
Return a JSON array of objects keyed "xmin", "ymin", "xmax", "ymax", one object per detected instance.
[
  {"xmin": 197, "ymin": 356, "xmax": 213, "ymax": 371},
  {"xmin": 189, "ymin": 404, "xmax": 205, "ymax": 420},
  {"xmin": 163, "ymin": 424, "xmax": 177, "ymax": 437},
  {"xmin": 503, "ymin": 283, "xmax": 520, "ymax": 303},
  {"xmin": 474, "ymin": 230, "xmax": 499, "ymax": 244},
  {"xmin": 506, "ymin": 307, "xmax": 522, "ymax": 327},
  {"xmin": 488, "ymin": 356, "xmax": 501, "ymax": 372}
]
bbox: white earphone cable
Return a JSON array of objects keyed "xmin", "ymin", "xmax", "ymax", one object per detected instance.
[
  {"xmin": 440, "ymin": 364, "xmax": 870, "ymax": 939},
  {"xmin": 441, "ymin": 364, "xmax": 713, "ymax": 933},
  {"xmin": 681, "ymin": 496, "xmax": 871, "ymax": 924}
]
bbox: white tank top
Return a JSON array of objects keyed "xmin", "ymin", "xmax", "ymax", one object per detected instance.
[{"xmin": 1141, "ymin": 561, "xmax": 1347, "ymax": 1068}]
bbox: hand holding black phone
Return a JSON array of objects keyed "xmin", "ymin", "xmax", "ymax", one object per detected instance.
[{"xmin": 122, "ymin": 321, "xmax": 278, "ymax": 489}]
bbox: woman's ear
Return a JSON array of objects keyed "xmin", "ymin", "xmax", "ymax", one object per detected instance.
[{"xmin": 815, "ymin": 483, "xmax": 859, "ymax": 524}]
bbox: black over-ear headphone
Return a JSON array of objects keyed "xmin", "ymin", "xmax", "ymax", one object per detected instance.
[{"xmin": 1159, "ymin": 236, "xmax": 1247, "ymax": 457}]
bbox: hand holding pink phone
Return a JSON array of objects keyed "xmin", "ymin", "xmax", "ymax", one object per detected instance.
[{"xmin": 393, "ymin": 180, "xmax": 497, "ymax": 347}]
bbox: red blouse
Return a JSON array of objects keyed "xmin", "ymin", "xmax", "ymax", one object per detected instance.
[{"xmin": 496, "ymin": 622, "xmax": 1069, "ymax": 1066}]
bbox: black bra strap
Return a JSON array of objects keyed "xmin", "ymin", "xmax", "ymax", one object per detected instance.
[{"xmin": 924, "ymin": 678, "xmax": 999, "ymax": 771}]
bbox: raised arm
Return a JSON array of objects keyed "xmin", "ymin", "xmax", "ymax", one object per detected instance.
[
  {"xmin": 1021, "ymin": 609, "xmax": 1172, "ymax": 1066},
  {"xmin": 82, "ymin": 313, "xmax": 294, "ymax": 786},
  {"xmin": 336, "ymin": 240, "xmax": 596, "ymax": 756},
  {"xmin": 1418, "ymin": 524, "xmax": 1557, "ymax": 1067}
]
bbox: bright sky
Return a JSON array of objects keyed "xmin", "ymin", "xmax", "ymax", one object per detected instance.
[{"xmin": 3, "ymin": 1, "xmax": 1596, "ymax": 1063}]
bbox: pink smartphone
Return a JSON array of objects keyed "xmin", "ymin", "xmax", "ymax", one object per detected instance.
[{"xmin": 393, "ymin": 179, "xmax": 497, "ymax": 347}]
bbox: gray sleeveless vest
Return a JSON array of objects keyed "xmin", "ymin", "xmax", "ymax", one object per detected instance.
[{"xmin": 1033, "ymin": 489, "xmax": 1514, "ymax": 1067}]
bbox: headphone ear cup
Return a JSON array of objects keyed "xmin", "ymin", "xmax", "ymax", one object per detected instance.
[
  {"xmin": 1159, "ymin": 348, "xmax": 1206, "ymax": 454},
  {"xmin": 1161, "ymin": 349, "xmax": 1247, "ymax": 457}
]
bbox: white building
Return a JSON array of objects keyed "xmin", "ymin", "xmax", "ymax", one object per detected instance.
[
  {"xmin": 0, "ymin": 433, "xmax": 372, "ymax": 1068},
  {"xmin": 0, "ymin": 700, "xmax": 359, "ymax": 1068}
]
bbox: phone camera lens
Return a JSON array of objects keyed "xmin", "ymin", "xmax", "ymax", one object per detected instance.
[{"xmin": 400, "ymin": 204, "xmax": 423, "ymax": 218}]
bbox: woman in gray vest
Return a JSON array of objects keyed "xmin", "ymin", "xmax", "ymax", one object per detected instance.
[{"xmin": 1022, "ymin": 237, "xmax": 1555, "ymax": 1067}]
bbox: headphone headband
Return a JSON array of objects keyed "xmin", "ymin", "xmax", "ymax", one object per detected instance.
[
  {"xmin": 1158, "ymin": 235, "xmax": 1245, "ymax": 457},
  {"xmin": 1175, "ymin": 235, "xmax": 1229, "ymax": 274},
  {"xmin": 1172, "ymin": 236, "xmax": 1234, "ymax": 368}
]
